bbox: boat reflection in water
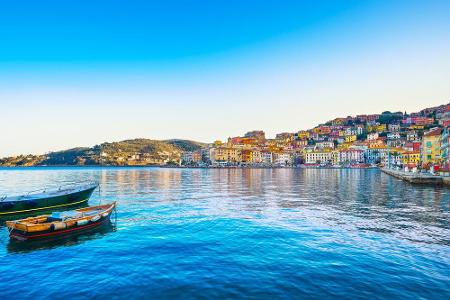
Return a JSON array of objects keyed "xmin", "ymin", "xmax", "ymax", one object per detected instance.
[{"xmin": 7, "ymin": 219, "xmax": 116, "ymax": 254}]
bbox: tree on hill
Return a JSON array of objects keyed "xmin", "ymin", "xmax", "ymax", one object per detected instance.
[{"xmin": 377, "ymin": 111, "xmax": 403, "ymax": 124}]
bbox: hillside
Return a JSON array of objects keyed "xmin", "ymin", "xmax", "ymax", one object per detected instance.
[{"xmin": 0, "ymin": 139, "xmax": 205, "ymax": 166}]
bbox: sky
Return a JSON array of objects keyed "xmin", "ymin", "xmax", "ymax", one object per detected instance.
[{"xmin": 1, "ymin": 0, "xmax": 450, "ymax": 156}]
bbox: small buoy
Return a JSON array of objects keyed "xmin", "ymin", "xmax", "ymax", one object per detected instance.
[
  {"xmin": 51, "ymin": 222, "xmax": 67, "ymax": 231},
  {"xmin": 90, "ymin": 215, "xmax": 100, "ymax": 222},
  {"xmin": 77, "ymin": 219, "xmax": 88, "ymax": 226}
]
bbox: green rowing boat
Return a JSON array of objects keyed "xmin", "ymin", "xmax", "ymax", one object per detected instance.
[{"xmin": 0, "ymin": 182, "xmax": 98, "ymax": 216}]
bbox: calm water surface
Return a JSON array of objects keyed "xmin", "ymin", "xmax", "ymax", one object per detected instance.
[{"xmin": 0, "ymin": 167, "xmax": 449, "ymax": 299}]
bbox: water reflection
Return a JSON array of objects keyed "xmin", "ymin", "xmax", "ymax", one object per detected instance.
[{"xmin": 0, "ymin": 167, "xmax": 449, "ymax": 247}]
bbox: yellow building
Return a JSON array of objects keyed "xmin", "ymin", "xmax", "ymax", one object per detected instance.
[
  {"xmin": 368, "ymin": 140, "xmax": 386, "ymax": 148},
  {"xmin": 368, "ymin": 124, "xmax": 386, "ymax": 133},
  {"xmin": 297, "ymin": 131, "xmax": 310, "ymax": 139},
  {"xmin": 332, "ymin": 118, "xmax": 346, "ymax": 125},
  {"xmin": 332, "ymin": 151, "xmax": 339, "ymax": 165},
  {"xmin": 345, "ymin": 135, "xmax": 357, "ymax": 143},
  {"xmin": 240, "ymin": 149, "xmax": 262, "ymax": 164},
  {"xmin": 401, "ymin": 151, "xmax": 421, "ymax": 165},
  {"xmin": 410, "ymin": 125, "xmax": 425, "ymax": 130},
  {"xmin": 312, "ymin": 126, "xmax": 331, "ymax": 135},
  {"xmin": 251, "ymin": 150, "xmax": 263, "ymax": 163},
  {"xmin": 214, "ymin": 147, "xmax": 242, "ymax": 163},
  {"xmin": 421, "ymin": 128, "xmax": 442, "ymax": 165},
  {"xmin": 337, "ymin": 142, "xmax": 352, "ymax": 149}
]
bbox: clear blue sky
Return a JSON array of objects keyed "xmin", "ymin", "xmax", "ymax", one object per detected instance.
[{"xmin": 1, "ymin": 0, "xmax": 449, "ymax": 156}]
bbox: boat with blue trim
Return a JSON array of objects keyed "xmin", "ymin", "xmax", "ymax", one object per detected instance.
[
  {"xmin": 6, "ymin": 202, "xmax": 116, "ymax": 241},
  {"xmin": 0, "ymin": 182, "xmax": 98, "ymax": 216}
]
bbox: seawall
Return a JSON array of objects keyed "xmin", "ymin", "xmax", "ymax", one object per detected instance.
[{"xmin": 381, "ymin": 168, "xmax": 444, "ymax": 185}]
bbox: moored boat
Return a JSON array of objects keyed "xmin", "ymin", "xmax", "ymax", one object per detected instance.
[
  {"xmin": 6, "ymin": 202, "xmax": 116, "ymax": 241},
  {"xmin": 0, "ymin": 182, "xmax": 98, "ymax": 216}
]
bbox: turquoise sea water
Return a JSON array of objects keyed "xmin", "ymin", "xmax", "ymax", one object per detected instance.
[{"xmin": 0, "ymin": 167, "xmax": 449, "ymax": 299}]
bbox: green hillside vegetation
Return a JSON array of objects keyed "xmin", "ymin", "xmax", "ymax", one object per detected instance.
[
  {"xmin": 165, "ymin": 139, "xmax": 206, "ymax": 151},
  {"xmin": 43, "ymin": 147, "xmax": 100, "ymax": 165},
  {"xmin": 0, "ymin": 139, "xmax": 205, "ymax": 167}
]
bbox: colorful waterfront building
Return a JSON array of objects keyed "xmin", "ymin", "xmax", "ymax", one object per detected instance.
[
  {"xmin": 332, "ymin": 151, "xmax": 339, "ymax": 165},
  {"xmin": 388, "ymin": 124, "xmax": 401, "ymax": 132},
  {"xmin": 406, "ymin": 131, "xmax": 418, "ymax": 141},
  {"xmin": 387, "ymin": 132, "xmax": 401, "ymax": 140},
  {"xmin": 241, "ymin": 149, "xmax": 252, "ymax": 164},
  {"xmin": 421, "ymin": 127, "xmax": 442, "ymax": 166},
  {"xmin": 367, "ymin": 132, "xmax": 379, "ymax": 141},
  {"xmin": 368, "ymin": 124, "xmax": 386, "ymax": 133},
  {"xmin": 440, "ymin": 127, "xmax": 450, "ymax": 169},
  {"xmin": 182, "ymin": 151, "xmax": 202, "ymax": 164},
  {"xmin": 315, "ymin": 141, "xmax": 334, "ymax": 149},
  {"xmin": 297, "ymin": 131, "xmax": 310, "ymax": 140},
  {"xmin": 275, "ymin": 132, "xmax": 295, "ymax": 143},
  {"xmin": 214, "ymin": 147, "xmax": 242, "ymax": 164},
  {"xmin": 365, "ymin": 147, "xmax": 386, "ymax": 164},
  {"xmin": 313, "ymin": 126, "xmax": 332, "ymax": 135},
  {"xmin": 304, "ymin": 151, "xmax": 333, "ymax": 164},
  {"xmin": 292, "ymin": 139, "xmax": 308, "ymax": 148},
  {"xmin": 251, "ymin": 150, "xmax": 263, "ymax": 164},
  {"xmin": 384, "ymin": 148, "xmax": 404, "ymax": 167},
  {"xmin": 403, "ymin": 117, "xmax": 434, "ymax": 126},
  {"xmin": 409, "ymin": 124, "xmax": 425, "ymax": 130},
  {"xmin": 261, "ymin": 151, "xmax": 273, "ymax": 165},
  {"xmin": 345, "ymin": 135, "xmax": 357, "ymax": 143},
  {"xmin": 338, "ymin": 149, "xmax": 365, "ymax": 164},
  {"xmin": 401, "ymin": 151, "xmax": 420, "ymax": 166},
  {"xmin": 355, "ymin": 125, "xmax": 365, "ymax": 135},
  {"xmin": 273, "ymin": 152, "xmax": 291, "ymax": 166}
]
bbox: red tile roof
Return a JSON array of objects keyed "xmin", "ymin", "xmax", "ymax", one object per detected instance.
[{"xmin": 424, "ymin": 127, "xmax": 441, "ymax": 136}]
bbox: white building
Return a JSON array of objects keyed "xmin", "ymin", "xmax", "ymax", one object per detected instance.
[
  {"xmin": 388, "ymin": 124, "xmax": 401, "ymax": 132},
  {"xmin": 273, "ymin": 152, "xmax": 291, "ymax": 166},
  {"xmin": 383, "ymin": 151, "xmax": 403, "ymax": 167},
  {"xmin": 338, "ymin": 149, "xmax": 365, "ymax": 164},
  {"xmin": 367, "ymin": 132, "xmax": 379, "ymax": 141},
  {"xmin": 387, "ymin": 132, "xmax": 401, "ymax": 140},
  {"xmin": 344, "ymin": 127, "xmax": 358, "ymax": 136},
  {"xmin": 406, "ymin": 131, "xmax": 418, "ymax": 141},
  {"xmin": 316, "ymin": 141, "xmax": 334, "ymax": 149},
  {"xmin": 365, "ymin": 148, "xmax": 386, "ymax": 164},
  {"xmin": 262, "ymin": 152, "xmax": 273, "ymax": 165},
  {"xmin": 356, "ymin": 125, "xmax": 364, "ymax": 135},
  {"xmin": 305, "ymin": 151, "xmax": 333, "ymax": 164}
]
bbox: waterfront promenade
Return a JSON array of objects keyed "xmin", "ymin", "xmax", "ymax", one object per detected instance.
[{"xmin": 381, "ymin": 168, "xmax": 447, "ymax": 185}]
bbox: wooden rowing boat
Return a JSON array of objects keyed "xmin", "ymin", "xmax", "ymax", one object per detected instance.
[
  {"xmin": 0, "ymin": 182, "xmax": 98, "ymax": 216},
  {"xmin": 6, "ymin": 202, "xmax": 116, "ymax": 241}
]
